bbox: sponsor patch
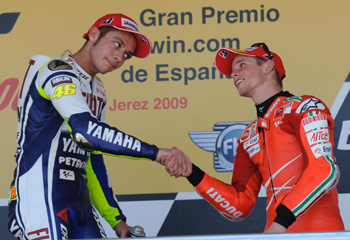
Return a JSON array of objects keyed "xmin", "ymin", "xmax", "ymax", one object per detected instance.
[
  {"xmin": 240, "ymin": 122, "xmax": 257, "ymax": 143},
  {"xmin": 76, "ymin": 67, "xmax": 89, "ymax": 80},
  {"xmin": 8, "ymin": 186, "xmax": 17, "ymax": 203},
  {"xmin": 57, "ymin": 208, "xmax": 69, "ymax": 224},
  {"xmin": 206, "ymin": 187, "xmax": 244, "ymax": 221},
  {"xmin": 260, "ymin": 118, "xmax": 270, "ymax": 129},
  {"xmin": 96, "ymin": 87, "xmax": 106, "ymax": 97},
  {"xmin": 86, "ymin": 121, "xmax": 142, "ymax": 151},
  {"xmin": 240, "ymin": 129, "xmax": 250, "ymax": 142},
  {"xmin": 265, "ymin": 98, "xmax": 280, "ymax": 117},
  {"xmin": 284, "ymin": 102, "xmax": 293, "ymax": 114},
  {"xmin": 101, "ymin": 17, "xmax": 114, "ymax": 25},
  {"xmin": 139, "ymin": 35, "xmax": 148, "ymax": 44},
  {"xmin": 9, "ymin": 219, "xmax": 23, "ymax": 239},
  {"xmin": 27, "ymin": 228, "xmax": 49, "ymax": 239},
  {"xmin": 219, "ymin": 50, "xmax": 229, "ymax": 59},
  {"xmin": 284, "ymin": 96, "xmax": 302, "ymax": 103},
  {"xmin": 306, "ymin": 128, "xmax": 330, "ymax": 145},
  {"xmin": 274, "ymin": 107, "xmax": 284, "ymax": 119},
  {"xmin": 244, "ymin": 47, "xmax": 258, "ymax": 52},
  {"xmin": 121, "ymin": 17, "xmax": 139, "ymax": 31},
  {"xmin": 302, "ymin": 114, "xmax": 328, "ymax": 132},
  {"xmin": 311, "ymin": 142, "xmax": 333, "ymax": 158},
  {"xmin": 273, "ymin": 102, "xmax": 294, "ymax": 120},
  {"xmin": 91, "ymin": 207, "xmax": 108, "ymax": 238},
  {"xmin": 247, "ymin": 143, "xmax": 260, "ymax": 158},
  {"xmin": 274, "ymin": 119, "xmax": 283, "ymax": 128},
  {"xmin": 250, "ymin": 124, "xmax": 257, "ymax": 137},
  {"xmin": 59, "ymin": 169, "xmax": 75, "ymax": 181},
  {"xmin": 296, "ymin": 98, "xmax": 326, "ymax": 113},
  {"xmin": 51, "ymin": 76, "xmax": 73, "ymax": 87},
  {"xmin": 60, "ymin": 224, "xmax": 68, "ymax": 240},
  {"xmin": 244, "ymin": 134, "xmax": 259, "ymax": 150}
]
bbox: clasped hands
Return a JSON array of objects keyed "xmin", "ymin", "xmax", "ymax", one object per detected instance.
[{"xmin": 156, "ymin": 147, "xmax": 192, "ymax": 177}]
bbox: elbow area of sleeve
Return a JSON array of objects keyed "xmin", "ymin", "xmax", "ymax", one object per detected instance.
[{"xmin": 274, "ymin": 204, "xmax": 296, "ymax": 228}]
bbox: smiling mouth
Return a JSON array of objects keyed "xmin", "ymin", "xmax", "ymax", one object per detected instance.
[{"xmin": 235, "ymin": 79, "xmax": 244, "ymax": 86}]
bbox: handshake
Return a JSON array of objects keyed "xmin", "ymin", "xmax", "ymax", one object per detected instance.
[{"xmin": 156, "ymin": 147, "xmax": 192, "ymax": 178}]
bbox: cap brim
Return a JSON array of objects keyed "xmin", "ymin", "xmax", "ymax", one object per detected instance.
[
  {"xmin": 215, "ymin": 47, "xmax": 268, "ymax": 76},
  {"xmin": 215, "ymin": 47, "xmax": 286, "ymax": 80},
  {"xmin": 114, "ymin": 27, "xmax": 151, "ymax": 58},
  {"xmin": 215, "ymin": 48, "xmax": 241, "ymax": 76},
  {"xmin": 131, "ymin": 31, "xmax": 151, "ymax": 58}
]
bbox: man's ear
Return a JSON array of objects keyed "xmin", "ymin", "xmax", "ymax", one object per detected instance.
[
  {"xmin": 88, "ymin": 26, "xmax": 100, "ymax": 43},
  {"xmin": 264, "ymin": 60, "xmax": 275, "ymax": 74}
]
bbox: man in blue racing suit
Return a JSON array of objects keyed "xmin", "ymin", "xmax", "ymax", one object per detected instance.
[{"xmin": 8, "ymin": 13, "xmax": 191, "ymax": 240}]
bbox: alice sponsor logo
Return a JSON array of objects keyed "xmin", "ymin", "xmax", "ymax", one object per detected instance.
[{"xmin": 308, "ymin": 129, "xmax": 329, "ymax": 144}]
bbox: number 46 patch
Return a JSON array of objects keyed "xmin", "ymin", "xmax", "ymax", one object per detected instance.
[{"xmin": 52, "ymin": 84, "xmax": 77, "ymax": 99}]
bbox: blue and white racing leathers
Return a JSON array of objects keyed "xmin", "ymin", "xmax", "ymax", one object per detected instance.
[{"xmin": 8, "ymin": 55, "xmax": 159, "ymax": 239}]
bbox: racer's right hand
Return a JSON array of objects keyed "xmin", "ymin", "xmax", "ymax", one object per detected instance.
[{"xmin": 156, "ymin": 147, "xmax": 192, "ymax": 178}]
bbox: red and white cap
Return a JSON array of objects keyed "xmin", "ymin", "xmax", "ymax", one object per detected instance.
[
  {"xmin": 215, "ymin": 45, "xmax": 286, "ymax": 80},
  {"xmin": 83, "ymin": 13, "xmax": 151, "ymax": 58}
]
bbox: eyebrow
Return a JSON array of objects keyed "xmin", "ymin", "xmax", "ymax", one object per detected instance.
[{"xmin": 233, "ymin": 59, "xmax": 245, "ymax": 67}]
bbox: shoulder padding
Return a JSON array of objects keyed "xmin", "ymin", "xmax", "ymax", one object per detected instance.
[{"xmin": 48, "ymin": 59, "xmax": 73, "ymax": 71}]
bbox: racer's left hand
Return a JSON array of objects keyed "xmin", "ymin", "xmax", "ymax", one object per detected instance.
[
  {"xmin": 264, "ymin": 222, "xmax": 287, "ymax": 233},
  {"xmin": 114, "ymin": 221, "xmax": 132, "ymax": 238}
]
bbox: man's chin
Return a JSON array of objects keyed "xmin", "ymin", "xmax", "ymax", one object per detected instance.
[{"xmin": 100, "ymin": 68, "xmax": 116, "ymax": 74}]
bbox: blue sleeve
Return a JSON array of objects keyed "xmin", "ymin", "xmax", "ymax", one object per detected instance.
[{"xmin": 67, "ymin": 112, "xmax": 159, "ymax": 161}]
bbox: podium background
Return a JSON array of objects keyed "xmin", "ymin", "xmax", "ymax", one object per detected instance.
[{"xmin": 1, "ymin": 0, "xmax": 350, "ymax": 238}]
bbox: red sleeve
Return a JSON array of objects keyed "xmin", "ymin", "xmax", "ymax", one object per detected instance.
[
  {"xmin": 279, "ymin": 96, "xmax": 340, "ymax": 219},
  {"xmin": 194, "ymin": 142, "xmax": 262, "ymax": 222}
]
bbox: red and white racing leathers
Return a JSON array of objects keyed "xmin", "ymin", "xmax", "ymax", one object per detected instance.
[{"xmin": 188, "ymin": 92, "xmax": 344, "ymax": 232}]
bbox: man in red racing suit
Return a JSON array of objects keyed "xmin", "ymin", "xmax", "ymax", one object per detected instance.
[{"xmin": 185, "ymin": 43, "xmax": 344, "ymax": 232}]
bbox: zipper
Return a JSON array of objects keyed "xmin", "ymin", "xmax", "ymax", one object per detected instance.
[{"xmin": 261, "ymin": 127, "xmax": 277, "ymax": 204}]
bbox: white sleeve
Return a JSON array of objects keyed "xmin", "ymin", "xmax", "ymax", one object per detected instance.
[{"xmin": 36, "ymin": 58, "xmax": 93, "ymax": 120}]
